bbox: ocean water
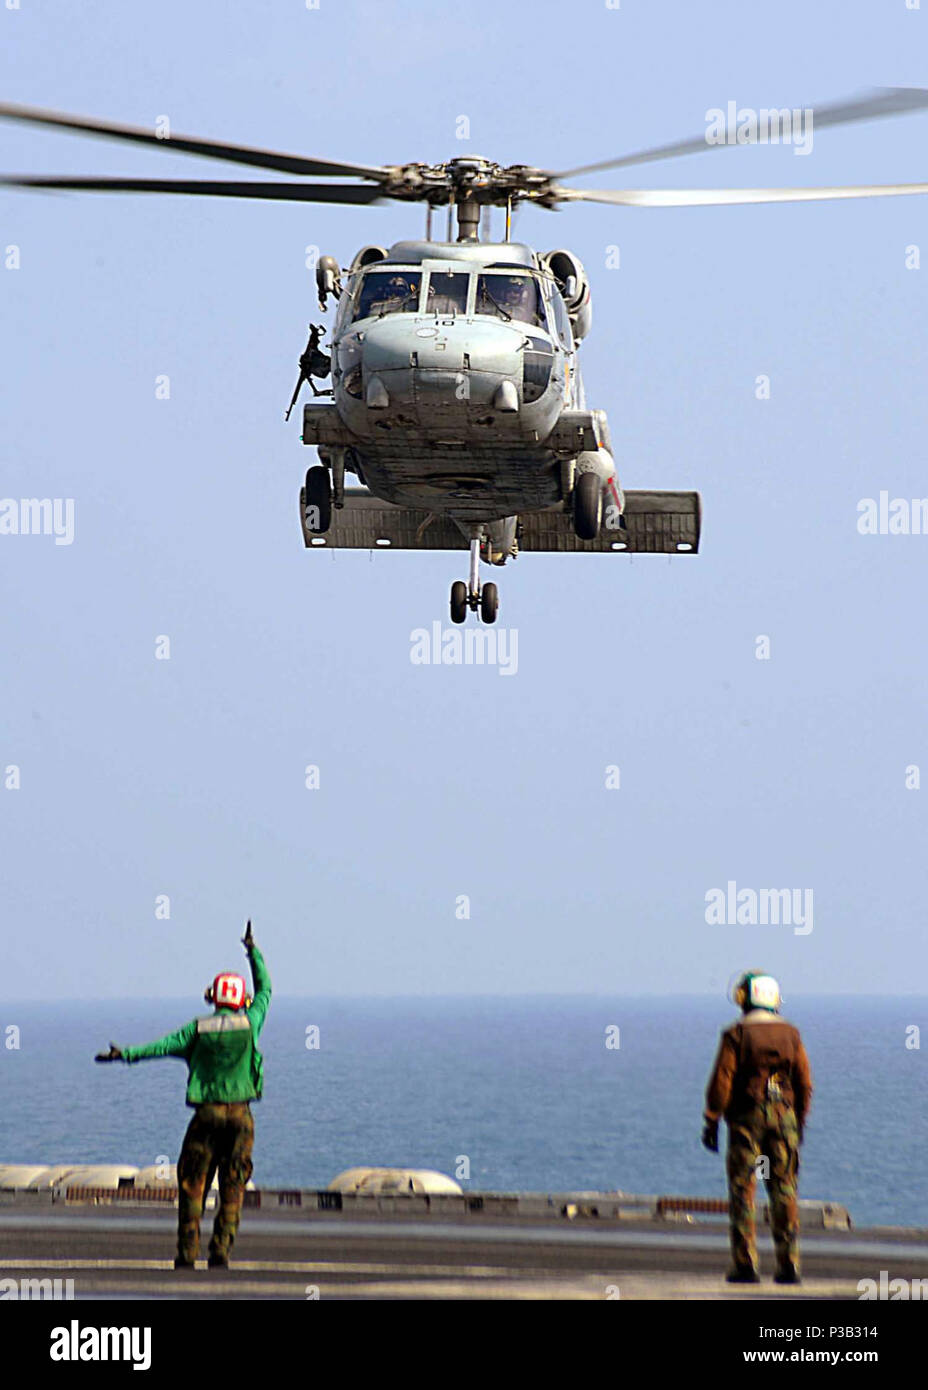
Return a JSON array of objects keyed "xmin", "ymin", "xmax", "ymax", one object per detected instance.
[{"xmin": 1, "ymin": 997, "xmax": 925, "ymax": 1229}]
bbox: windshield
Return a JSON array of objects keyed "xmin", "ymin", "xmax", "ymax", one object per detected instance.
[
  {"xmin": 425, "ymin": 270, "xmax": 469, "ymax": 316},
  {"xmin": 353, "ymin": 271, "xmax": 421, "ymax": 321},
  {"xmin": 475, "ymin": 273, "xmax": 545, "ymax": 327}
]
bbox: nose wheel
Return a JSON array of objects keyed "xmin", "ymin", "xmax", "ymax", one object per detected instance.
[{"xmin": 449, "ymin": 539, "xmax": 499, "ymax": 624}]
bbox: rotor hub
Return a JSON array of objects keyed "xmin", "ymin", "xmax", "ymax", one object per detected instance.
[{"xmin": 383, "ymin": 159, "xmax": 556, "ymax": 210}]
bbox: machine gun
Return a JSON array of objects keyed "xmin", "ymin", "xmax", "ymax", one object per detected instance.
[{"xmin": 285, "ymin": 324, "xmax": 332, "ymax": 420}]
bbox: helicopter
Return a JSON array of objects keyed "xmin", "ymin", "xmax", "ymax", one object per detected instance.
[{"xmin": 3, "ymin": 90, "xmax": 928, "ymax": 623}]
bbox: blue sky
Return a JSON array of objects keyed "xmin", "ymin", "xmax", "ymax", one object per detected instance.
[{"xmin": 1, "ymin": 0, "xmax": 928, "ymax": 998}]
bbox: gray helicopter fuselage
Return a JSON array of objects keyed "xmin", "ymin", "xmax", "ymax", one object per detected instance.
[{"xmin": 324, "ymin": 240, "xmax": 588, "ymax": 535}]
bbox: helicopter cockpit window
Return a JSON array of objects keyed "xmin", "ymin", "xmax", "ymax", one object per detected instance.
[
  {"xmin": 353, "ymin": 271, "xmax": 421, "ymax": 321},
  {"xmin": 425, "ymin": 271, "xmax": 469, "ymax": 316},
  {"xmin": 475, "ymin": 274, "xmax": 545, "ymax": 328}
]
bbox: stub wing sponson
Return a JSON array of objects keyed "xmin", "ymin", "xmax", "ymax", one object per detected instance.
[
  {"xmin": 300, "ymin": 488, "xmax": 700, "ymax": 554},
  {"xmin": 519, "ymin": 490, "xmax": 700, "ymax": 553}
]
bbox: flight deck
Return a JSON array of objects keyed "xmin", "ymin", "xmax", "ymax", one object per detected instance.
[{"xmin": 3, "ymin": 1187, "xmax": 926, "ymax": 1301}]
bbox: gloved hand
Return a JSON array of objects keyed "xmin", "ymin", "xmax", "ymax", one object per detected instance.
[
  {"xmin": 701, "ymin": 1118, "xmax": 719, "ymax": 1153},
  {"xmin": 95, "ymin": 1043, "xmax": 123, "ymax": 1062},
  {"xmin": 242, "ymin": 919, "xmax": 255, "ymax": 954}
]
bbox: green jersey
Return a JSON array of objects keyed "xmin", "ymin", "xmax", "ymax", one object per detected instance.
[{"xmin": 121, "ymin": 946, "xmax": 272, "ymax": 1105}]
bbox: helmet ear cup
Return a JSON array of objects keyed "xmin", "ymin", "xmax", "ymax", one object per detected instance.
[
  {"xmin": 204, "ymin": 986, "xmax": 215, "ymax": 1006},
  {"xmin": 730, "ymin": 973, "xmax": 751, "ymax": 1009}
]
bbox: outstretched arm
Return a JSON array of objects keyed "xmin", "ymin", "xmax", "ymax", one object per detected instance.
[{"xmin": 102, "ymin": 1019, "xmax": 197, "ymax": 1065}]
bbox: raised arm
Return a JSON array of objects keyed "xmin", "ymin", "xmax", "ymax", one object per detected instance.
[{"xmin": 243, "ymin": 921, "xmax": 272, "ymax": 1038}]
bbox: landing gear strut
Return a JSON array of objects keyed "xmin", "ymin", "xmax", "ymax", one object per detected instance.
[
  {"xmin": 449, "ymin": 538, "xmax": 499, "ymax": 624},
  {"xmin": 330, "ymin": 448, "xmax": 346, "ymax": 510}
]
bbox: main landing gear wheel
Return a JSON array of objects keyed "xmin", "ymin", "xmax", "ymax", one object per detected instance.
[
  {"xmin": 451, "ymin": 536, "xmax": 499, "ymax": 624},
  {"xmin": 304, "ymin": 466, "xmax": 332, "ymax": 534},
  {"xmin": 450, "ymin": 581, "xmax": 468, "ymax": 625},
  {"xmin": 573, "ymin": 471, "xmax": 603, "ymax": 541}
]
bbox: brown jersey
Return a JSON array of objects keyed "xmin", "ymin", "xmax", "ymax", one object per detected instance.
[{"xmin": 704, "ymin": 1010, "xmax": 813, "ymax": 1124}]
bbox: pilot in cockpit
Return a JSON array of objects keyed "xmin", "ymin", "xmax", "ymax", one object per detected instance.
[
  {"xmin": 359, "ymin": 273, "xmax": 420, "ymax": 319},
  {"xmin": 477, "ymin": 274, "xmax": 540, "ymax": 326},
  {"xmin": 499, "ymin": 277, "xmax": 535, "ymax": 322}
]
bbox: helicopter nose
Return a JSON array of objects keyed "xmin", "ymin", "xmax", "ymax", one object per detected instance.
[{"xmin": 360, "ymin": 317, "xmax": 525, "ymax": 410}]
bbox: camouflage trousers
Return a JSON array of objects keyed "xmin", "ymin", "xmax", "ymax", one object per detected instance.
[
  {"xmin": 726, "ymin": 1102, "xmax": 800, "ymax": 1275},
  {"xmin": 176, "ymin": 1103, "xmax": 254, "ymax": 1263}
]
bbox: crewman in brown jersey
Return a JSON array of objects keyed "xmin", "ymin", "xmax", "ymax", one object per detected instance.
[{"xmin": 702, "ymin": 972, "xmax": 813, "ymax": 1284}]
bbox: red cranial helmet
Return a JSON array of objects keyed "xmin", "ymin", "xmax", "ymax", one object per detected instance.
[{"xmin": 208, "ymin": 972, "xmax": 247, "ymax": 1011}]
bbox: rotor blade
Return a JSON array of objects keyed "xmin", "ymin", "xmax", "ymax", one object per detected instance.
[
  {"xmin": 0, "ymin": 175, "xmax": 387, "ymax": 203},
  {"xmin": 554, "ymin": 87, "xmax": 928, "ymax": 180},
  {"xmin": 0, "ymin": 102, "xmax": 390, "ymax": 181},
  {"xmin": 552, "ymin": 182, "xmax": 928, "ymax": 208}
]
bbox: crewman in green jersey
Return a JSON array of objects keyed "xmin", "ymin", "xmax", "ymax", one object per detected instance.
[{"xmin": 96, "ymin": 921, "xmax": 271, "ymax": 1269}]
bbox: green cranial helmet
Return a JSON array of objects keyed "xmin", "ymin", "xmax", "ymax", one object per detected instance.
[{"xmin": 731, "ymin": 971, "xmax": 782, "ymax": 1013}]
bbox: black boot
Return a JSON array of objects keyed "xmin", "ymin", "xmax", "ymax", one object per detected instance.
[{"xmin": 726, "ymin": 1265, "xmax": 760, "ymax": 1283}]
